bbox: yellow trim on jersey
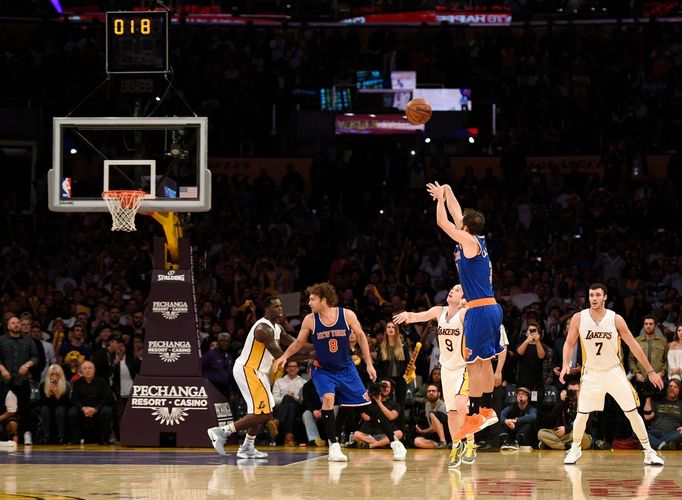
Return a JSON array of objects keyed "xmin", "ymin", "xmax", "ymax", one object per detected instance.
[
  {"xmin": 243, "ymin": 365, "xmax": 272, "ymax": 414},
  {"xmin": 244, "ymin": 337, "xmax": 267, "ymax": 371},
  {"xmin": 458, "ymin": 369, "xmax": 470, "ymax": 397},
  {"xmin": 629, "ymin": 378, "xmax": 640, "ymax": 408}
]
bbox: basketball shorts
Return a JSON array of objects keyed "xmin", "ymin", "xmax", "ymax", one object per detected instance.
[
  {"xmin": 577, "ymin": 365, "xmax": 640, "ymax": 413},
  {"xmin": 233, "ymin": 362, "xmax": 275, "ymax": 415},
  {"xmin": 464, "ymin": 304, "xmax": 504, "ymax": 363},
  {"xmin": 441, "ymin": 365, "xmax": 469, "ymax": 411},
  {"xmin": 312, "ymin": 364, "xmax": 370, "ymax": 406}
]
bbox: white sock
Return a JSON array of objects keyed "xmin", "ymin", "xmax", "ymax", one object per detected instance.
[
  {"xmin": 624, "ymin": 409, "xmax": 652, "ymax": 451},
  {"xmin": 243, "ymin": 434, "xmax": 256, "ymax": 448},
  {"xmin": 222, "ymin": 422, "xmax": 236, "ymax": 434},
  {"xmin": 571, "ymin": 413, "xmax": 589, "ymax": 448}
]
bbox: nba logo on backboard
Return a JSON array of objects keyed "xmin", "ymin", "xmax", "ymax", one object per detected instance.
[{"xmin": 61, "ymin": 177, "xmax": 72, "ymax": 199}]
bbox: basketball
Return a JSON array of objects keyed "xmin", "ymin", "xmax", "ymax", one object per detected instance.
[{"xmin": 405, "ymin": 98, "xmax": 432, "ymax": 125}]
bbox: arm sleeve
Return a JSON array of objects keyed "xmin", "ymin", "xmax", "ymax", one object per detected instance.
[
  {"xmin": 28, "ymin": 338, "xmax": 40, "ymax": 367},
  {"xmin": 500, "ymin": 404, "xmax": 511, "ymax": 421}
]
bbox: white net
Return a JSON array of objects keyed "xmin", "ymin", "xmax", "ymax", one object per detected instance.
[{"xmin": 102, "ymin": 190, "xmax": 146, "ymax": 231}]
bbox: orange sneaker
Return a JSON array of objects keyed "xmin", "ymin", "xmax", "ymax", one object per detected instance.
[
  {"xmin": 479, "ymin": 407, "xmax": 499, "ymax": 429},
  {"xmin": 452, "ymin": 414, "xmax": 486, "ymax": 441}
]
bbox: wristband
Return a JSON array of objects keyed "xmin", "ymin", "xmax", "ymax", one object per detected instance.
[
  {"xmin": 642, "ymin": 409, "xmax": 653, "ymax": 415},
  {"xmin": 647, "ymin": 369, "xmax": 655, "ymax": 374}
]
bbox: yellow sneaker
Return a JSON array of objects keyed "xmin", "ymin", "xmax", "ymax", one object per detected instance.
[
  {"xmin": 448, "ymin": 441, "xmax": 465, "ymax": 468},
  {"xmin": 462, "ymin": 440, "xmax": 477, "ymax": 465}
]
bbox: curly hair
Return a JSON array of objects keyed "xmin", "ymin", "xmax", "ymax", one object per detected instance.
[{"xmin": 306, "ymin": 282, "xmax": 338, "ymax": 306}]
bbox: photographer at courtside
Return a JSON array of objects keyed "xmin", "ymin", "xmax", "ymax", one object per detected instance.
[
  {"xmin": 537, "ymin": 379, "xmax": 592, "ymax": 450},
  {"xmin": 352, "ymin": 379, "xmax": 403, "ymax": 449}
]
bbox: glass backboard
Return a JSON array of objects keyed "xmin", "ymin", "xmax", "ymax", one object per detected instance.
[{"xmin": 48, "ymin": 117, "xmax": 210, "ymax": 212}]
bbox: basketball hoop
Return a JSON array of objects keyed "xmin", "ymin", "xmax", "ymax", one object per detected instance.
[{"xmin": 102, "ymin": 190, "xmax": 146, "ymax": 231}]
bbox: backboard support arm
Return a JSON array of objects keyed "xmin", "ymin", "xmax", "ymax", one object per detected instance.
[{"xmin": 151, "ymin": 211, "xmax": 183, "ymax": 268}]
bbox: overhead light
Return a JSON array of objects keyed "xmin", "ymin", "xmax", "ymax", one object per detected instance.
[
  {"xmin": 424, "ymin": 138, "xmax": 431, "ymax": 144},
  {"xmin": 410, "ymin": 150, "xmax": 416, "ymax": 156},
  {"xmin": 69, "ymin": 148, "xmax": 77, "ymax": 154},
  {"xmin": 468, "ymin": 137, "xmax": 475, "ymax": 144},
  {"xmin": 155, "ymin": 96, "xmax": 161, "ymax": 102}
]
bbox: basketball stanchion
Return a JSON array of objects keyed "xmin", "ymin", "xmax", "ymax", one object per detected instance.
[{"xmin": 102, "ymin": 190, "xmax": 146, "ymax": 231}]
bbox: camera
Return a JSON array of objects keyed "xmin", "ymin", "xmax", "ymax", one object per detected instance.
[
  {"xmin": 367, "ymin": 382, "xmax": 384, "ymax": 398},
  {"xmin": 639, "ymin": 381, "xmax": 656, "ymax": 398}
]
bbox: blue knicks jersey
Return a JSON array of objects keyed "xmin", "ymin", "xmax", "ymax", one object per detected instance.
[
  {"xmin": 311, "ymin": 307, "xmax": 353, "ymax": 370},
  {"xmin": 455, "ymin": 236, "xmax": 494, "ymax": 300}
]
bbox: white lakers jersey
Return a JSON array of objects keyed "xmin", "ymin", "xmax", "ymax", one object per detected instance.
[
  {"xmin": 236, "ymin": 317, "xmax": 282, "ymax": 374},
  {"xmin": 437, "ymin": 307, "xmax": 466, "ymax": 370},
  {"xmin": 578, "ymin": 308, "xmax": 621, "ymax": 370}
]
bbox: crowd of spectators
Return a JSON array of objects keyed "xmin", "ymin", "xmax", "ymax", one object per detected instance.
[
  {"xmin": 0, "ymin": 140, "xmax": 680, "ymax": 449},
  {"xmin": 0, "ymin": 17, "xmax": 681, "ymax": 451}
]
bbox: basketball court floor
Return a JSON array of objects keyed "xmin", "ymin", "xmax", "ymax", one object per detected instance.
[{"xmin": 0, "ymin": 445, "xmax": 679, "ymax": 499}]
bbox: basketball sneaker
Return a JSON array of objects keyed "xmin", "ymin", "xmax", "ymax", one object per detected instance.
[
  {"xmin": 328, "ymin": 442, "xmax": 348, "ymax": 462},
  {"xmin": 237, "ymin": 445, "xmax": 268, "ymax": 459},
  {"xmin": 479, "ymin": 407, "xmax": 499, "ymax": 429},
  {"xmin": 564, "ymin": 444, "xmax": 582, "ymax": 464},
  {"xmin": 448, "ymin": 440, "xmax": 465, "ymax": 468},
  {"xmin": 462, "ymin": 440, "xmax": 477, "ymax": 465},
  {"xmin": 643, "ymin": 449, "xmax": 664, "ymax": 466},
  {"xmin": 390, "ymin": 439, "xmax": 407, "ymax": 461},
  {"xmin": 0, "ymin": 440, "xmax": 17, "ymax": 451},
  {"xmin": 207, "ymin": 426, "xmax": 230, "ymax": 456},
  {"xmin": 454, "ymin": 414, "xmax": 487, "ymax": 441}
]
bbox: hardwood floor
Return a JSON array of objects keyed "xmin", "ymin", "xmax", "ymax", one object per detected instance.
[{"xmin": 0, "ymin": 446, "xmax": 679, "ymax": 499}]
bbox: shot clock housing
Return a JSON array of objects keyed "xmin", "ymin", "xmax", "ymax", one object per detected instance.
[{"xmin": 106, "ymin": 11, "xmax": 169, "ymax": 75}]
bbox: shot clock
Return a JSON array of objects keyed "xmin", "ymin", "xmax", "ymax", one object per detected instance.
[{"xmin": 106, "ymin": 11, "xmax": 169, "ymax": 74}]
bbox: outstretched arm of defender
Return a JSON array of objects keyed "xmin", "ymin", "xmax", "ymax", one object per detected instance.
[
  {"xmin": 559, "ymin": 312, "xmax": 581, "ymax": 384},
  {"xmin": 393, "ymin": 306, "xmax": 442, "ymax": 325},
  {"xmin": 280, "ymin": 332, "xmax": 314, "ymax": 353},
  {"xmin": 345, "ymin": 310, "xmax": 377, "ymax": 382},
  {"xmin": 616, "ymin": 315, "xmax": 664, "ymax": 390},
  {"xmin": 273, "ymin": 315, "xmax": 313, "ymax": 372}
]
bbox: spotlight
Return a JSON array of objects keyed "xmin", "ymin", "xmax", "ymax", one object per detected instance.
[
  {"xmin": 69, "ymin": 148, "xmax": 77, "ymax": 154},
  {"xmin": 468, "ymin": 137, "xmax": 475, "ymax": 144},
  {"xmin": 424, "ymin": 138, "xmax": 431, "ymax": 144},
  {"xmin": 410, "ymin": 150, "xmax": 416, "ymax": 156}
]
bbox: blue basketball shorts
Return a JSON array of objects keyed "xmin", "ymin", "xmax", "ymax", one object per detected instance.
[
  {"xmin": 312, "ymin": 364, "xmax": 370, "ymax": 406},
  {"xmin": 464, "ymin": 303, "xmax": 504, "ymax": 362}
]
